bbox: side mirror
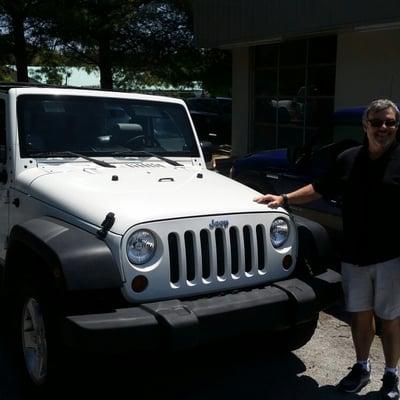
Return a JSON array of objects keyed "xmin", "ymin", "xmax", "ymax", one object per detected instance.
[{"xmin": 200, "ymin": 141, "xmax": 213, "ymax": 162}]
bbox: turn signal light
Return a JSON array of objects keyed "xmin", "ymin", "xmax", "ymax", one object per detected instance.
[
  {"xmin": 131, "ymin": 275, "xmax": 148, "ymax": 293},
  {"xmin": 282, "ymin": 255, "xmax": 293, "ymax": 270}
]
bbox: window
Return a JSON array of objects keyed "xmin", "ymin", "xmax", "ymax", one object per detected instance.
[
  {"xmin": 17, "ymin": 95, "xmax": 199, "ymax": 158},
  {"xmin": 252, "ymin": 36, "xmax": 337, "ymax": 151}
]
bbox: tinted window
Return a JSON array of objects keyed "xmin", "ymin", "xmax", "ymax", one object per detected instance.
[
  {"xmin": 218, "ymin": 99, "xmax": 232, "ymax": 114},
  {"xmin": 253, "ymin": 35, "xmax": 337, "ymax": 151},
  {"xmin": 17, "ymin": 95, "xmax": 199, "ymax": 158},
  {"xmin": 195, "ymin": 99, "xmax": 220, "ymax": 114}
]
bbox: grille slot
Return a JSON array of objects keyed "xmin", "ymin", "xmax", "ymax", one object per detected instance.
[
  {"xmin": 185, "ymin": 231, "xmax": 196, "ymax": 281},
  {"xmin": 229, "ymin": 227, "xmax": 239, "ymax": 275},
  {"xmin": 215, "ymin": 228, "xmax": 225, "ymax": 277},
  {"xmin": 167, "ymin": 223, "xmax": 268, "ymax": 286},
  {"xmin": 168, "ymin": 233, "xmax": 179, "ymax": 284},
  {"xmin": 256, "ymin": 225, "xmax": 266, "ymax": 271},
  {"xmin": 243, "ymin": 225, "xmax": 252, "ymax": 273},
  {"xmin": 200, "ymin": 229, "xmax": 211, "ymax": 279}
]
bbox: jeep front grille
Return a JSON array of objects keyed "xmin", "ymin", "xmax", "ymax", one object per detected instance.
[
  {"xmin": 121, "ymin": 213, "xmax": 296, "ymax": 301},
  {"xmin": 167, "ymin": 224, "xmax": 267, "ymax": 286}
]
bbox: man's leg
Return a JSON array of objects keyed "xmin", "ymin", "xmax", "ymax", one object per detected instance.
[
  {"xmin": 379, "ymin": 318, "xmax": 400, "ymax": 400},
  {"xmin": 381, "ymin": 318, "xmax": 400, "ymax": 368},
  {"xmin": 337, "ymin": 264, "xmax": 374, "ymax": 392},
  {"xmin": 351, "ymin": 310, "xmax": 375, "ymax": 361},
  {"xmin": 374, "ymin": 257, "xmax": 400, "ymax": 400}
]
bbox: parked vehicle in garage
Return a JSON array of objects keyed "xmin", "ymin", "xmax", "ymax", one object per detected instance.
[
  {"xmin": 0, "ymin": 83, "xmax": 340, "ymax": 394},
  {"xmin": 185, "ymin": 96, "xmax": 232, "ymax": 145}
]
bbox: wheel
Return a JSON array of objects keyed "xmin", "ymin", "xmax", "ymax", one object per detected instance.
[
  {"xmin": 7, "ymin": 286, "xmax": 64, "ymax": 395},
  {"xmin": 21, "ymin": 296, "xmax": 49, "ymax": 387}
]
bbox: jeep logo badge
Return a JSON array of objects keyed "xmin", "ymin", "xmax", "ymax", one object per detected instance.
[{"xmin": 209, "ymin": 219, "xmax": 229, "ymax": 230}]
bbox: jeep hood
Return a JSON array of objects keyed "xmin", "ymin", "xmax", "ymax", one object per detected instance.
[{"xmin": 19, "ymin": 163, "xmax": 274, "ymax": 234}]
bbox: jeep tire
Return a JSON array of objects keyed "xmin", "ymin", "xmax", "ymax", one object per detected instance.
[{"xmin": 7, "ymin": 283, "xmax": 64, "ymax": 396}]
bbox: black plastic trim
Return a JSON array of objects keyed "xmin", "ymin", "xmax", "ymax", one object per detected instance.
[
  {"xmin": 294, "ymin": 215, "xmax": 338, "ymax": 273},
  {"xmin": 62, "ymin": 269, "xmax": 342, "ymax": 353},
  {"xmin": 8, "ymin": 217, "xmax": 122, "ymax": 291}
]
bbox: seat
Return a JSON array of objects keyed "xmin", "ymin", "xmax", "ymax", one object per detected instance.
[{"xmin": 110, "ymin": 123, "xmax": 144, "ymax": 148}]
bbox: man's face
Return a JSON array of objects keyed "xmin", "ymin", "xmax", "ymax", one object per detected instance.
[{"xmin": 363, "ymin": 107, "xmax": 399, "ymax": 155}]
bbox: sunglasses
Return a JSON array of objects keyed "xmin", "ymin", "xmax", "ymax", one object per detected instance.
[{"xmin": 368, "ymin": 118, "xmax": 398, "ymax": 128}]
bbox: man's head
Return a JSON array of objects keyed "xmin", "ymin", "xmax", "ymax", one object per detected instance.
[{"xmin": 362, "ymin": 99, "xmax": 400, "ymax": 157}]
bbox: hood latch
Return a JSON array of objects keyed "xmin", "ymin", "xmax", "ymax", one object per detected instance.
[{"xmin": 97, "ymin": 212, "xmax": 115, "ymax": 239}]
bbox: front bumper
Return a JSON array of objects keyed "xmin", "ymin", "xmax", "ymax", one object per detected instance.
[{"xmin": 62, "ymin": 269, "xmax": 341, "ymax": 353}]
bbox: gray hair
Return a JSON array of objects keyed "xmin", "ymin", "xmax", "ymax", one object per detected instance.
[{"xmin": 362, "ymin": 99, "xmax": 400, "ymax": 125}]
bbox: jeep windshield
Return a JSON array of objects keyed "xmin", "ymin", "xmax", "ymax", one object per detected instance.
[{"xmin": 17, "ymin": 95, "xmax": 200, "ymax": 159}]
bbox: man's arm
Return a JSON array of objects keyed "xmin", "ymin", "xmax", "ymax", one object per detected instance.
[{"xmin": 253, "ymin": 184, "xmax": 322, "ymax": 208}]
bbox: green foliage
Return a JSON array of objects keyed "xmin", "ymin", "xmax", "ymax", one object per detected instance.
[
  {"xmin": 0, "ymin": 66, "xmax": 14, "ymax": 81},
  {"xmin": 0, "ymin": 0, "xmax": 232, "ymax": 95}
]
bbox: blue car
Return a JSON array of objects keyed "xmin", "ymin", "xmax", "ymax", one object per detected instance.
[{"xmin": 230, "ymin": 106, "xmax": 369, "ymax": 250}]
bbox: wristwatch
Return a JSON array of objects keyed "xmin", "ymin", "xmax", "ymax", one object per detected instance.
[{"xmin": 281, "ymin": 193, "xmax": 289, "ymax": 207}]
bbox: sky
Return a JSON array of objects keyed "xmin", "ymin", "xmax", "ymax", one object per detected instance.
[
  {"xmin": 23, "ymin": 66, "xmax": 203, "ymax": 92},
  {"xmin": 65, "ymin": 68, "xmax": 100, "ymax": 86},
  {"xmin": 27, "ymin": 66, "xmax": 100, "ymax": 87}
]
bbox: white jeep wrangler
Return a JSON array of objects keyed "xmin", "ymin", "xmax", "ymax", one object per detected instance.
[{"xmin": 0, "ymin": 84, "xmax": 341, "ymax": 391}]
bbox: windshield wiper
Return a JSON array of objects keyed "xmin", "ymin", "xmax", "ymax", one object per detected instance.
[
  {"xmin": 111, "ymin": 150, "xmax": 183, "ymax": 167},
  {"xmin": 31, "ymin": 151, "xmax": 116, "ymax": 168}
]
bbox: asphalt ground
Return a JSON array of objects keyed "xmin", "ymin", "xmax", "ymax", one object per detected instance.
[{"xmin": 0, "ymin": 303, "xmax": 387, "ymax": 400}]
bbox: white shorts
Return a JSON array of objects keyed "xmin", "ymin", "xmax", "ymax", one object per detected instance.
[{"xmin": 341, "ymin": 257, "xmax": 400, "ymax": 320}]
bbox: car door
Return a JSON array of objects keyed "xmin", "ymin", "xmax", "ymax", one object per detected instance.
[{"xmin": 0, "ymin": 96, "xmax": 8, "ymax": 262}]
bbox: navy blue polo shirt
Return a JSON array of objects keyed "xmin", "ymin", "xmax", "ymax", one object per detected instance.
[{"xmin": 313, "ymin": 142, "xmax": 400, "ymax": 266}]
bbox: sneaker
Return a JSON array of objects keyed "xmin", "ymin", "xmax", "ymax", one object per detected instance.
[
  {"xmin": 337, "ymin": 363, "xmax": 371, "ymax": 393},
  {"xmin": 380, "ymin": 372, "xmax": 399, "ymax": 400}
]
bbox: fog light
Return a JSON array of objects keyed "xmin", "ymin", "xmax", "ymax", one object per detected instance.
[
  {"xmin": 282, "ymin": 255, "xmax": 293, "ymax": 270},
  {"xmin": 131, "ymin": 275, "xmax": 148, "ymax": 293}
]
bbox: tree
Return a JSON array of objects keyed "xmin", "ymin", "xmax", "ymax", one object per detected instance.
[
  {"xmin": 44, "ymin": 0, "xmax": 143, "ymax": 89},
  {"xmin": 111, "ymin": 1, "xmax": 231, "ymax": 94},
  {"xmin": 0, "ymin": 0, "xmax": 231, "ymax": 95},
  {"xmin": 0, "ymin": 0, "xmax": 30, "ymax": 81},
  {"xmin": 0, "ymin": 0, "xmax": 61, "ymax": 82}
]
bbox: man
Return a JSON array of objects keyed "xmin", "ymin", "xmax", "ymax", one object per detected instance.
[{"xmin": 254, "ymin": 99, "xmax": 400, "ymax": 400}]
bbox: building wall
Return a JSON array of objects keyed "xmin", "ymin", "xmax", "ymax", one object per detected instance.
[
  {"xmin": 193, "ymin": 0, "xmax": 400, "ymax": 48},
  {"xmin": 335, "ymin": 29, "xmax": 400, "ymax": 110}
]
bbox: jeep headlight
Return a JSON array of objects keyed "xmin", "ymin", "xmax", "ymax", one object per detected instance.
[
  {"xmin": 270, "ymin": 218, "xmax": 289, "ymax": 248},
  {"xmin": 127, "ymin": 230, "xmax": 156, "ymax": 265}
]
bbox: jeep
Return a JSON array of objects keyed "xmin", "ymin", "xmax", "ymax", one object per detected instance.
[{"xmin": 0, "ymin": 83, "xmax": 340, "ymax": 392}]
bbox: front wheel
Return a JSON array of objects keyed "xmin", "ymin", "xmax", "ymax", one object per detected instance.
[
  {"xmin": 21, "ymin": 296, "xmax": 49, "ymax": 387},
  {"xmin": 8, "ymin": 288, "xmax": 64, "ymax": 395}
]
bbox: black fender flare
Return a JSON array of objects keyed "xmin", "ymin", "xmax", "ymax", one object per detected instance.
[
  {"xmin": 293, "ymin": 215, "xmax": 338, "ymax": 275},
  {"xmin": 6, "ymin": 216, "xmax": 123, "ymax": 291}
]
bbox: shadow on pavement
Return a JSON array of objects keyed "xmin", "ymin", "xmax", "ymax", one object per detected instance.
[
  {"xmin": 325, "ymin": 301, "xmax": 351, "ymax": 325},
  {"xmin": 0, "ymin": 343, "xmax": 381, "ymax": 400}
]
